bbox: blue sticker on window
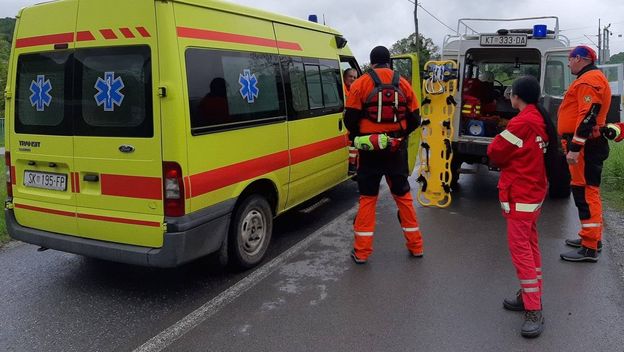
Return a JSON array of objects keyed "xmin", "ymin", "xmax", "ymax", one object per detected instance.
[
  {"xmin": 238, "ymin": 69, "xmax": 259, "ymax": 103},
  {"xmin": 94, "ymin": 72, "xmax": 125, "ymax": 111},
  {"xmin": 29, "ymin": 75, "xmax": 52, "ymax": 111}
]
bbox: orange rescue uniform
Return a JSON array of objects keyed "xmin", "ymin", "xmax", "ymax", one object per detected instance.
[
  {"xmin": 344, "ymin": 68, "xmax": 422, "ymax": 260},
  {"xmin": 557, "ymin": 66, "xmax": 611, "ymax": 250}
]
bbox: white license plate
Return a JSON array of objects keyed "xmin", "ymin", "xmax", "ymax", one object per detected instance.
[
  {"xmin": 23, "ymin": 171, "xmax": 68, "ymax": 191},
  {"xmin": 480, "ymin": 34, "xmax": 527, "ymax": 46}
]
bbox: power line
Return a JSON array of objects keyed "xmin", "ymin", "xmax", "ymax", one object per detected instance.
[{"xmin": 406, "ymin": 0, "xmax": 457, "ymax": 34}]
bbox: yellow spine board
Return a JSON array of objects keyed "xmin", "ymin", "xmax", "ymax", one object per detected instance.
[{"xmin": 417, "ymin": 60, "xmax": 458, "ymax": 208}]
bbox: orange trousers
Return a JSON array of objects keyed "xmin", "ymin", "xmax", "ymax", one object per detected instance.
[
  {"xmin": 353, "ymin": 188, "xmax": 423, "ymax": 260},
  {"xmin": 568, "ymin": 138, "xmax": 609, "ymax": 250}
]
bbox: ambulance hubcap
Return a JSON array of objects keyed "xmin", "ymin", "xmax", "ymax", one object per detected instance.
[{"xmin": 241, "ymin": 209, "xmax": 266, "ymax": 256}]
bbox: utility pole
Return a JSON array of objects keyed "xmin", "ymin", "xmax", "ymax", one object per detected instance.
[
  {"xmin": 603, "ymin": 23, "xmax": 611, "ymax": 63},
  {"xmin": 414, "ymin": 1, "xmax": 419, "ymax": 58},
  {"xmin": 598, "ymin": 18, "xmax": 601, "ymax": 64}
]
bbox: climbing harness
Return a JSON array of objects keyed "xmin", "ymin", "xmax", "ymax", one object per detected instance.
[{"xmin": 416, "ymin": 60, "xmax": 458, "ymax": 208}]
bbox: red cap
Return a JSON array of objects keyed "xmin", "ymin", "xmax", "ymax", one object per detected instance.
[{"xmin": 569, "ymin": 45, "xmax": 597, "ymax": 62}]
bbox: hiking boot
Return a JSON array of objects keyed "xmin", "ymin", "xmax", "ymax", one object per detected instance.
[
  {"xmin": 564, "ymin": 238, "xmax": 602, "ymax": 252},
  {"xmin": 350, "ymin": 250, "xmax": 367, "ymax": 264},
  {"xmin": 409, "ymin": 249, "xmax": 424, "ymax": 258},
  {"xmin": 503, "ymin": 289, "xmax": 524, "ymax": 311},
  {"xmin": 521, "ymin": 310, "xmax": 544, "ymax": 338},
  {"xmin": 560, "ymin": 247, "xmax": 599, "ymax": 263}
]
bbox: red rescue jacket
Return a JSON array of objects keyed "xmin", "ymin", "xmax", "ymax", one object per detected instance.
[{"xmin": 487, "ymin": 104, "xmax": 548, "ymax": 218}]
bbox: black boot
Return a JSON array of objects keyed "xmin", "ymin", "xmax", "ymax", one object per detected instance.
[
  {"xmin": 560, "ymin": 247, "xmax": 599, "ymax": 263},
  {"xmin": 521, "ymin": 310, "xmax": 544, "ymax": 338},
  {"xmin": 564, "ymin": 238, "xmax": 602, "ymax": 252},
  {"xmin": 503, "ymin": 289, "xmax": 524, "ymax": 311}
]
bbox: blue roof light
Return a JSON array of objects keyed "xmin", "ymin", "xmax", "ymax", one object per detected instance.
[{"xmin": 533, "ymin": 24, "xmax": 547, "ymax": 38}]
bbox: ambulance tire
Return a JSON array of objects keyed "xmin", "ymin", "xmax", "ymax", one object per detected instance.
[{"xmin": 228, "ymin": 195, "xmax": 273, "ymax": 270}]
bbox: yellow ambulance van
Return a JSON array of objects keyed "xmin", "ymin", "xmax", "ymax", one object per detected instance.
[{"xmin": 3, "ymin": 0, "xmax": 376, "ymax": 268}]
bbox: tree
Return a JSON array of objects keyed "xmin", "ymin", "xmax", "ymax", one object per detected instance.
[
  {"xmin": 608, "ymin": 52, "xmax": 624, "ymax": 64},
  {"xmin": 390, "ymin": 33, "xmax": 439, "ymax": 64}
]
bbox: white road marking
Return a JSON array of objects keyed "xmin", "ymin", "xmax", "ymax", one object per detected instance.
[{"xmin": 133, "ymin": 206, "xmax": 358, "ymax": 352}]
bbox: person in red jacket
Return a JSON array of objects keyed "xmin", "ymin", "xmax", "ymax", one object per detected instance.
[{"xmin": 487, "ymin": 76, "xmax": 557, "ymax": 338}]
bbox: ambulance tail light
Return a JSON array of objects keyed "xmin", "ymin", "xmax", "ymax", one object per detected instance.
[
  {"xmin": 5, "ymin": 152, "xmax": 12, "ymax": 198},
  {"xmin": 163, "ymin": 162, "xmax": 184, "ymax": 217}
]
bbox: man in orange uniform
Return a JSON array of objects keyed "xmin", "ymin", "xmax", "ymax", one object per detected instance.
[
  {"xmin": 343, "ymin": 68, "xmax": 359, "ymax": 175},
  {"xmin": 343, "ymin": 68, "xmax": 358, "ymax": 99},
  {"xmin": 344, "ymin": 46, "xmax": 422, "ymax": 263},
  {"xmin": 558, "ymin": 46, "xmax": 611, "ymax": 262}
]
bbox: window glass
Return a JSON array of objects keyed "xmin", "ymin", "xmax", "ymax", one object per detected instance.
[
  {"xmin": 74, "ymin": 46, "xmax": 152, "ymax": 137},
  {"xmin": 304, "ymin": 64, "xmax": 323, "ymax": 109},
  {"xmin": 15, "ymin": 51, "xmax": 71, "ymax": 135},
  {"xmin": 185, "ymin": 49, "xmax": 285, "ymax": 132}
]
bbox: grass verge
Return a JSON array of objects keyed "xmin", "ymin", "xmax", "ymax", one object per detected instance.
[{"xmin": 602, "ymin": 141, "xmax": 624, "ymax": 211}]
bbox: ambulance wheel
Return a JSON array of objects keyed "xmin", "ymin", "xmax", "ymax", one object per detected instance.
[{"xmin": 228, "ymin": 195, "xmax": 273, "ymax": 269}]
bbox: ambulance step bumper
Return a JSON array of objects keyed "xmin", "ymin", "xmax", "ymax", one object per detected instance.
[{"xmin": 5, "ymin": 207, "xmax": 231, "ymax": 268}]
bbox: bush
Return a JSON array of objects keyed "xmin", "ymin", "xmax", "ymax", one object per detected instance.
[{"xmin": 603, "ymin": 141, "xmax": 624, "ymax": 209}]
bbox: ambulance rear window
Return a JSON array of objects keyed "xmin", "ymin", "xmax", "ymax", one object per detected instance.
[
  {"xmin": 14, "ymin": 45, "xmax": 152, "ymax": 137},
  {"xmin": 74, "ymin": 46, "xmax": 153, "ymax": 137},
  {"xmin": 15, "ymin": 51, "xmax": 72, "ymax": 135}
]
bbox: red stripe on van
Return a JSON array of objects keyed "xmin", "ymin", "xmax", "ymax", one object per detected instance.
[
  {"xmin": 190, "ymin": 151, "xmax": 290, "ymax": 197},
  {"xmin": 15, "ymin": 204, "xmax": 160, "ymax": 227},
  {"xmin": 100, "ymin": 29, "xmax": 118, "ymax": 40},
  {"xmin": 276, "ymin": 40, "xmax": 303, "ymax": 51},
  {"xmin": 119, "ymin": 28, "xmax": 136, "ymax": 39},
  {"xmin": 290, "ymin": 135, "xmax": 349, "ymax": 164},
  {"xmin": 11, "ymin": 166, "xmax": 16, "ymax": 185},
  {"xmin": 77, "ymin": 213, "xmax": 161, "ymax": 227},
  {"xmin": 70, "ymin": 173, "xmax": 75, "ymax": 193},
  {"xmin": 177, "ymin": 27, "xmax": 302, "ymax": 51},
  {"xmin": 101, "ymin": 174, "xmax": 162, "ymax": 200},
  {"xmin": 136, "ymin": 27, "xmax": 151, "ymax": 38},
  {"xmin": 184, "ymin": 177, "xmax": 191, "ymax": 199},
  {"xmin": 16, "ymin": 203, "xmax": 76, "ymax": 218},
  {"xmin": 15, "ymin": 32, "xmax": 74, "ymax": 48},
  {"xmin": 76, "ymin": 31, "xmax": 96, "ymax": 41},
  {"xmin": 74, "ymin": 172, "xmax": 81, "ymax": 193}
]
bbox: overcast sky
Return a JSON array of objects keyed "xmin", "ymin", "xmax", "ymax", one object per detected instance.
[{"xmin": 2, "ymin": 0, "xmax": 623, "ymax": 64}]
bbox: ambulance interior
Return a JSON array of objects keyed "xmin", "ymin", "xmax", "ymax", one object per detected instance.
[{"xmin": 460, "ymin": 48, "xmax": 541, "ymax": 138}]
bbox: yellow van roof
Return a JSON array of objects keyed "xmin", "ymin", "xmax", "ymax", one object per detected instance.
[
  {"xmin": 19, "ymin": 0, "xmax": 342, "ymax": 36},
  {"xmin": 174, "ymin": 0, "xmax": 341, "ymax": 35}
]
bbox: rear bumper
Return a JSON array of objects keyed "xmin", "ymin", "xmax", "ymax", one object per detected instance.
[{"xmin": 5, "ymin": 200, "xmax": 234, "ymax": 268}]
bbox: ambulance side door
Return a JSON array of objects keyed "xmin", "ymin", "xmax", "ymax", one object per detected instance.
[{"xmin": 391, "ymin": 54, "xmax": 421, "ymax": 174}]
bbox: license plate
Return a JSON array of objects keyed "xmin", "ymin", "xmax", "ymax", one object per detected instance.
[
  {"xmin": 24, "ymin": 171, "xmax": 68, "ymax": 191},
  {"xmin": 480, "ymin": 34, "xmax": 527, "ymax": 46}
]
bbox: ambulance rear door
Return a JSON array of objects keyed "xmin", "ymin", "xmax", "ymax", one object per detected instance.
[
  {"xmin": 73, "ymin": 0, "xmax": 165, "ymax": 248},
  {"xmin": 10, "ymin": 1, "xmax": 79, "ymax": 236},
  {"xmin": 597, "ymin": 63, "xmax": 624, "ymax": 123},
  {"xmin": 541, "ymin": 48, "xmax": 574, "ymax": 125}
]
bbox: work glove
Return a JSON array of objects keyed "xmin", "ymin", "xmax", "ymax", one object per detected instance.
[
  {"xmin": 601, "ymin": 123, "xmax": 624, "ymax": 142},
  {"xmin": 354, "ymin": 134, "xmax": 389, "ymax": 151}
]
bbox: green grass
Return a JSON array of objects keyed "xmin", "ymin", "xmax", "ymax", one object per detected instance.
[
  {"xmin": 0, "ymin": 166, "xmax": 7, "ymax": 246},
  {"xmin": 603, "ymin": 141, "xmax": 624, "ymax": 211}
]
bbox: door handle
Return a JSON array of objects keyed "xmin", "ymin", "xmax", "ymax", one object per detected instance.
[
  {"xmin": 338, "ymin": 118, "xmax": 343, "ymax": 131},
  {"xmin": 83, "ymin": 174, "xmax": 99, "ymax": 182}
]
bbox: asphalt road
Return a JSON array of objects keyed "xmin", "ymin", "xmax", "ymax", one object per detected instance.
[
  {"xmin": 0, "ymin": 181, "xmax": 360, "ymax": 352},
  {"xmin": 1, "ymin": 168, "xmax": 623, "ymax": 352}
]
